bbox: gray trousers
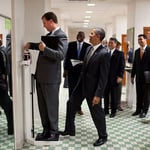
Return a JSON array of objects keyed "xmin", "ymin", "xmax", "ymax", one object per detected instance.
[{"xmin": 36, "ymin": 82, "xmax": 60, "ymax": 133}]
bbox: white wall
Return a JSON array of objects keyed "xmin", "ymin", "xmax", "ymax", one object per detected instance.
[
  {"xmin": 0, "ymin": 0, "xmax": 11, "ymax": 46},
  {"xmin": 115, "ymin": 16, "xmax": 127, "ymax": 42},
  {"xmin": 0, "ymin": 16, "xmax": 10, "ymax": 46},
  {"xmin": 0, "ymin": 0, "xmax": 11, "ymax": 18},
  {"xmin": 11, "ymin": 0, "xmax": 25, "ymax": 149}
]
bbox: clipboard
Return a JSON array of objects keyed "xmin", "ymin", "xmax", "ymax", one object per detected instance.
[{"xmin": 41, "ymin": 35, "xmax": 59, "ymax": 49}]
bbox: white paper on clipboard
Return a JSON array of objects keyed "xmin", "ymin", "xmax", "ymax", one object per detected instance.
[{"xmin": 70, "ymin": 59, "xmax": 83, "ymax": 67}]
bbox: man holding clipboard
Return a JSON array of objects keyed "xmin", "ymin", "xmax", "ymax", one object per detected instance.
[{"xmin": 24, "ymin": 12, "xmax": 67, "ymax": 141}]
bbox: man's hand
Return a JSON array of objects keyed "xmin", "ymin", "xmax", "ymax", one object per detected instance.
[
  {"xmin": 117, "ymin": 77, "xmax": 123, "ymax": 84},
  {"xmin": 24, "ymin": 42, "xmax": 30, "ymax": 50},
  {"xmin": 63, "ymin": 70, "xmax": 68, "ymax": 78},
  {"xmin": 92, "ymin": 96, "xmax": 100, "ymax": 106},
  {"xmin": 131, "ymin": 77, "xmax": 134, "ymax": 84},
  {"xmin": 39, "ymin": 42, "xmax": 46, "ymax": 51}
]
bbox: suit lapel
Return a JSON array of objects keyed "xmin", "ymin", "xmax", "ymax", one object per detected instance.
[{"xmin": 87, "ymin": 45, "xmax": 103, "ymax": 64}]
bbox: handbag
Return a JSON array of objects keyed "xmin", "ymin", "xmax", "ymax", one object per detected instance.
[{"xmin": 144, "ymin": 71, "xmax": 150, "ymax": 84}]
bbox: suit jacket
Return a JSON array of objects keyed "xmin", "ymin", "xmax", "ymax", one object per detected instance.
[
  {"xmin": 108, "ymin": 49, "xmax": 125, "ymax": 86},
  {"xmin": 64, "ymin": 41, "xmax": 91, "ymax": 74},
  {"xmin": 30, "ymin": 28, "xmax": 68, "ymax": 83},
  {"xmin": 131, "ymin": 46, "xmax": 150, "ymax": 83},
  {"xmin": 79, "ymin": 45, "xmax": 110, "ymax": 99}
]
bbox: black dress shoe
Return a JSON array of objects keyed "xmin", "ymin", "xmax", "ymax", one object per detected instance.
[
  {"xmin": 35, "ymin": 131, "xmax": 50, "ymax": 141},
  {"xmin": 8, "ymin": 128, "xmax": 14, "ymax": 135},
  {"xmin": 46, "ymin": 133, "xmax": 59, "ymax": 141},
  {"xmin": 118, "ymin": 107, "xmax": 123, "ymax": 111},
  {"xmin": 132, "ymin": 111, "xmax": 140, "ymax": 116},
  {"xmin": 105, "ymin": 111, "xmax": 109, "ymax": 115},
  {"xmin": 93, "ymin": 138, "xmax": 107, "ymax": 146},
  {"xmin": 110, "ymin": 113, "xmax": 116, "ymax": 118},
  {"xmin": 59, "ymin": 131, "xmax": 75, "ymax": 136},
  {"xmin": 139, "ymin": 113, "xmax": 146, "ymax": 118}
]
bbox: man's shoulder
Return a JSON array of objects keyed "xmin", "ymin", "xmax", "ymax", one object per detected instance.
[
  {"xmin": 83, "ymin": 42, "xmax": 91, "ymax": 46},
  {"xmin": 54, "ymin": 28, "xmax": 67, "ymax": 38}
]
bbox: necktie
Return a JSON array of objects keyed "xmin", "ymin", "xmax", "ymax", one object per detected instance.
[
  {"xmin": 86, "ymin": 47, "xmax": 94, "ymax": 63},
  {"xmin": 109, "ymin": 51, "xmax": 111, "ymax": 57},
  {"xmin": 140, "ymin": 48, "xmax": 144, "ymax": 59},
  {"xmin": 77, "ymin": 42, "xmax": 81, "ymax": 58}
]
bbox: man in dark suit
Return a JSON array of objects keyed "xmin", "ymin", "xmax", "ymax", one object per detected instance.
[
  {"xmin": 60, "ymin": 28, "xmax": 110, "ymax": 147},
  {"xmin": 104, "ymin": 37, "xmax": 125, "ymax": 118},
  {"xmin": 131, "ymin": 34, "xmax": 150, "ymax": 118},
  {"xmin": 24, "ymin": 12, "xmax": 67, "ymax": 141},
  {"xmin": 0, "ymin": 38, "xmax": 14, "ymax": 135},
  {"xmin": 63, "ymin": 31, "xmax": 91, "ymax": 115},
  {"xmin": 116, "ymin": 41, "xmax": 125, "ymax": 111}
]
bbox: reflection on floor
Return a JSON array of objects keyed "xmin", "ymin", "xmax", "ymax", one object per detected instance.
[{"xmin": 0, "ymin": 86, "xmax": 150, "ymax": 150}]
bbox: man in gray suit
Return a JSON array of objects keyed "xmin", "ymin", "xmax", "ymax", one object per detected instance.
[
  {"xmin": 60, "ymin": 28, "xmax": 110, "ymax": 146},
  {"xmin": 24, "ymin": 12, "xmax": 67, "ymax": 141}
]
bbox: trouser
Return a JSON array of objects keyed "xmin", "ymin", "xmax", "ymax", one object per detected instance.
[
  {"xmin": 117, "ymin": 83, "xmax": 122, "ymax": 108},
  {"xmin": 136, "ymin": 82, "xmax": 150, "ymax": 114},
  {"xmin": 0, "ymin": 89, "xmax": 13, "ymax": 132},
  {"xmin": 36, "ymin": 82, "xmax": 60, "ymax": 134},
  {"xmin": 64, "ymin": 82, "xmax": 107, "ymax": 138},
  {"xmin": 68, "ymin": 72, "xmax": 82, "ymax": 111},
  {"xmin": 104, "ymin": 84, "xmax": 119, "ymax": 114}
]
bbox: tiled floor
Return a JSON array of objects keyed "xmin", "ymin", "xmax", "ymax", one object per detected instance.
[{"xmin": 0, "ymin": 86, "xmax": 150, "ymax": 150}]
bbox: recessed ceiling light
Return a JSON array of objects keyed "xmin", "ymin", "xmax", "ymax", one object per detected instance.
[
  {"xmin": 87, "ymin": 3, "xmax": 95, "ymax": 6},
  {"xmin": 84, "ymin": 20, "xmax": 90, "ymax": 22},
  {"xmin": 85, "ymin": 16, "xmax": 91, "ymax": 18},
  {"xmin": 83, "ymin": 22, "xmax": 89, "ymax": 25},
  {"xmin": 85, "ymin": 11, "xmax": 93, "ymax": 13}
]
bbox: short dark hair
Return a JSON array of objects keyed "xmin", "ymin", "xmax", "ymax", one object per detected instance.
[
  {"xmin": 42, "ymin": 12, "xmax": 58, "ymax": 23},
  {"xmin": 77, "ymin": 31, "xmax": 85, "ymax": 38},
  {"xmin": 95, "ymin": 28, "xmax": 105, "ymax": 41},
  {"xmin": 109, "ymin": 37, "xmax": 118, "ymax": 43},
  {"xmin": 138, "ymin": 34, "xmax": 147, "ymax": 39}
]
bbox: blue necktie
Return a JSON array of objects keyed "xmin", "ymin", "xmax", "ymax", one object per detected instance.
[{"xmin": 77, "ymin": 42, "xmax": 81, "ymax": 58}]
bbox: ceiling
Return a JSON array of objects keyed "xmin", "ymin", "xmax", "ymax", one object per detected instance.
[{"xmin": 50, "ymin": 0, "xmax": 132, "ymax": 29}]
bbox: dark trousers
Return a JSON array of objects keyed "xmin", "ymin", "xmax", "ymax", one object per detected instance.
[
  {"xmin": 117, "ymin": 83, "xmax": 122, "ymax": 108},
  {"xmin": 136, "ymin": 81, "xmax": 150, "ymax": 114},
  {"xmin": 0, "ymin": 89, "xmax": 13, "ymax": 132},
  {"xmin": 36, "ymin": 82, "xmax": 59, "ymax": 133},
  {"xmin": 64, "ymin": 82, "xmax": 107, "ymax": 138},
  {"xmin": 68, "ymin": 72, "xmax": 82, "ymax": 111},
  {"xmin": 104, "ymin": 84, "xmax": 119, "ymax": 114}
]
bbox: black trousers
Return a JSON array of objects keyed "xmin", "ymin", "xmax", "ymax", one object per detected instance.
[
  {"xmin": 64, "ymin": 82, "xmax": 107, "ymax": 138},
  {"xmin": 104, "ymin": 84, "xmax": 119, "ymax": 114},
  {"xmin": 136, "ymin": 81, "xmax": 150, "ymax": 114},
  {"xmin": 68, "ymin": 72, "xmax": 82, "ymax": 111},
  {"xmin": 36, "ymin": 82, "xmax": 60, "ymax": 134},
  {"xmin": 0, "ymin": 89, "xmax": 13, "ymax": 132}
]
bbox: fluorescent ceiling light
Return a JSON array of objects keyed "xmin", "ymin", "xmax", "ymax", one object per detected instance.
[
  {"xmin": 85, "ymin": 11, "xmax": 93, "ymax": 13},
  {"xmin": 87, "ymin": 3, "xmax": 95, "ymax": 6},
  {"xmin": 83, "ymin": 22, "xmax": 89, "ymax": 25},
  {"xmin": 83, "ymin": 25, "xmax": 88, "ymax": 28},
  {"xmin": 84, "ymin": 19, "xmax": 90, "ymax": 22},
  {"xmin": 85, "ymin": 16, "xmax": 91, "ymax": 18}
]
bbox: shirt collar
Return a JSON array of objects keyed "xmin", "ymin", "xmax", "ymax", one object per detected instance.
[
  {"xmin": 51, "ymin": 27, "xmax": 60, "ymax": 35},
  {"xmin": 110, "ymin": 48, "xmax": 115, "ymax": 55},
  {"xmin": 93, "ymin": 43, "xmax": 101, "ymax": 51},
  {"xmin": 140, "ymin": 45, "xmax": 147, "ymax": 51}
]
